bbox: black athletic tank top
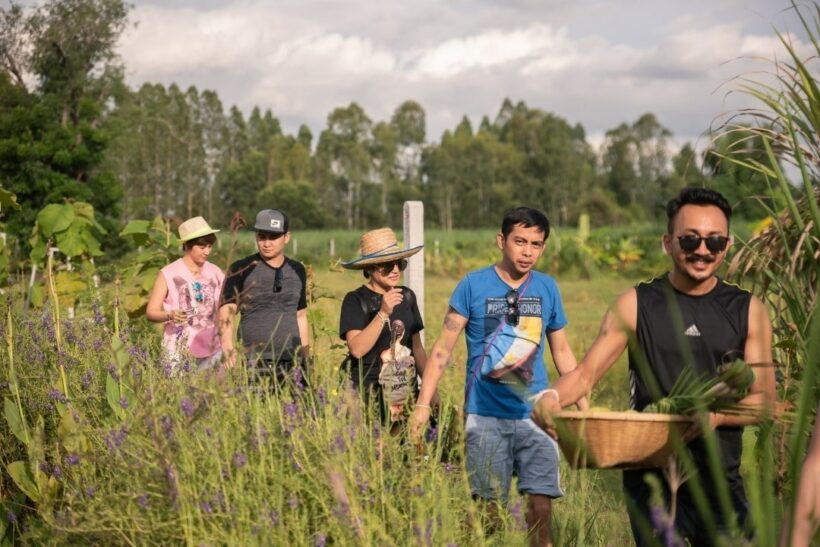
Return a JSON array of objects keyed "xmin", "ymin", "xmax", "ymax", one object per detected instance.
[{"xmin": 628, "ymin": 274, "xmax": 752, "ymax": 491}]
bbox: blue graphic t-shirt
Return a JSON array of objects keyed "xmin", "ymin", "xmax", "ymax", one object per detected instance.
[{"xmin": 451, "ymin": 265, "xmax": 568, "ymax": 419}]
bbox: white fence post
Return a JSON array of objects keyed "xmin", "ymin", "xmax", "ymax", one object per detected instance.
[{"xmin": 403, "ymin": 201, "xmax": 425, "ymax": 345}]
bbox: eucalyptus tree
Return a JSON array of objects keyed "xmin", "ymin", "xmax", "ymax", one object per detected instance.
[
  {"xmin": 601, "ymin": 113, "xmax": 674, "ymax": 218},
  {"xmin": 494, "ymin": 100, "xmax": 596, "ymax": 226},
  {"xmin": 315, "ymin": 103, "xmax": 374, "ymax": 229}
]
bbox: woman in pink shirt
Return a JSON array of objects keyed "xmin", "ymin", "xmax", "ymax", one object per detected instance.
[{"xmin": 146, "ymin": 217, "xmax": 225, "ymax": 374}]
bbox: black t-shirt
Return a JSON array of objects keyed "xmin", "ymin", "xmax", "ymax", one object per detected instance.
[
  {"xmin": 220, "ymin": 254, "xmax": 307, "ymax": 361},
  {"xmin": 627, "ymin": 274, "xmax": 752, "ymax": 505},
  {"xmin": 339, "ymin": 285, "xmax": 423, "ymax": 387}
]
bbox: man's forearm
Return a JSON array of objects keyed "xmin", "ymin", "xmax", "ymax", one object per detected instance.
[
  {"xmin": 714, "ymin": 391, "xmax": 774, "ymax": 427},
  {"xmin": 551, "ymin": 368, "xmax": 593, "ymax": 408},
  {"xmin": 417, "ymin": 341, "xmax": 450, "ymax": 405}
]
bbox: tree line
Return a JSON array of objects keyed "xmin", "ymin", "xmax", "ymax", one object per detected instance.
[{"xmin": 0, "ymin": 0, "xmax": 776, "ymax": 254}]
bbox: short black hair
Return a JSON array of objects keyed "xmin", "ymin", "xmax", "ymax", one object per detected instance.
[
  {"xmin": 501, "ymin": 207, "xmax": 550, "ymax": 239},
  {"xmin": 666, "ymin": 187, "xmax": 732, "ymax": 234},
  {"xmin": 182, "ymin": 233, "xmax": 217, "ymax": 251}
]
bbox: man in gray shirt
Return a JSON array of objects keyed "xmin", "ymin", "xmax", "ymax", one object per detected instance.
[{"xmin": 219, "ymin": 209, "xmax": 310, "ymax": 386}]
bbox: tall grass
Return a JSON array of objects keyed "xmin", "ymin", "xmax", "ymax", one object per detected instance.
[{"xmin": 720, "ymin": 1, "xmax": 820, "ymax": 544}]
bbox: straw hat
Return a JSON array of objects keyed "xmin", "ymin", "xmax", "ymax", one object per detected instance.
[
  {"xmin": 178, "ymin": 216, "xmax": 220, "ymax": 242},
  {"xmin": 342, "ymin": 227, "xmax": 423, "ymax": 269}
]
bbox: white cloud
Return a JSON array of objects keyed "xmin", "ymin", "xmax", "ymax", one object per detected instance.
[{"xmin": 116, "ymin": 0, "xmax": 812, "ymax": 143}]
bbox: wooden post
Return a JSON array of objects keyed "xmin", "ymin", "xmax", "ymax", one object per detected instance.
[
  {"xmin": 403, "ymin": 201, "xmax": 424, "ymax": 344},
  {"xmin": 329, "ymin": 238, "xmax": 335, "ymax": 257}
]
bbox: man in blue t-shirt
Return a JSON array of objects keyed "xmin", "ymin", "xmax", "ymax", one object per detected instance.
[{"xmin": 411, "ymin": 206, "xmax": 587, "ymax": 547}]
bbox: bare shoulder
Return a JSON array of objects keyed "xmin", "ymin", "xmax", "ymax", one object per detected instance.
[
  {"xmin": 610, "ymin": 287, "xmax": 638, "ymax": 331},
  {"xmin": 747, "ymin": 294, "xmax": 773, "ymax": 333}
]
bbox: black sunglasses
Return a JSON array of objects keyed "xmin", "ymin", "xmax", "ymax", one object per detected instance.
[
  {"xmin": 677, "ymin": 235, "xmax": 730, "ymax": 254},
  {"xmin": 505, "ymin": 289, "xmax": 519, "ymax": 326},
  {"xmin": 376, "ymin": 259, "xmax": 408, "ymax": 276},
  {"xmin": 273, "ymin": 267, "xmax": 283, "ymax": 293}
]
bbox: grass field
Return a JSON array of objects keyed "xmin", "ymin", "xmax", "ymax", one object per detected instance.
[
  {"xmin": 0, "ymin": 262, "xmax": 782, "ymax": 545},
  {"xmin": 306, "ymin": 267, "xmax": 642, "ymax": 545}
]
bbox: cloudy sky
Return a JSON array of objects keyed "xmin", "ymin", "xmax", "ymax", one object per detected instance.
[{"xmin": 115, "ymin": 0, "xmax": 809, "ymax": 149}]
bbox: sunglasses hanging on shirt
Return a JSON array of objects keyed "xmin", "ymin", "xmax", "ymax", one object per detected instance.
[{"xmin": 505, "ymin": 289, "xmax": 520, "ymax": 326}]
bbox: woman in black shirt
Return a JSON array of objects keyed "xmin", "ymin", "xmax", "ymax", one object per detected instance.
[{"xmin": 339, "ymin": 227, "xmax": 428, "ymax": 430}]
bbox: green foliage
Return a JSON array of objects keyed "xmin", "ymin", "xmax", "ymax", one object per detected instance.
[
  {"xmin": 0, "ymin": 0, "xmax": 129, "ymax": 254},
  {"xmin": 117, "ymin": 216, "xmax": 180, "ymax": 315},
  {"xmin": 256, "ymin": 179, "xmax": 327, "ymax": 229},
  {"xmin": 29, "ymin": 202, "xmax": 105, "ymax": 262}
]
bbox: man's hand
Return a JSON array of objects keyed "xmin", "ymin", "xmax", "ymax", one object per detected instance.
[
  {"xmin": 409, "ymin": 405, "xmax": 431, "ymax": 446},
  {"xmin": 531, "ymin": 395, "xmax": 562, "ymax": 439},
  {"xmin": 681, "ymin": 412, "xmax": 722, "ymax": 443},
  {"xmin": 221, "ymin": 346, "xmax": 237, "ymax": 369}
]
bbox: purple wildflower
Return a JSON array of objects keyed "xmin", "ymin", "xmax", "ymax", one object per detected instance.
[
  {"xmin": 107, "ymin": 365, "xmax": 120, "ymax": 383},
  {"xmin": 180, "ymin": 399, "xmax": 194, "ymax": 418},
  {"xmin": 233, "ymin": 452, "xmax": 247, "ymax": 468},
  {"xmin": 314, "ymin": 533, "xmax": 326, "ymax": 547},
  {"xmin": 284, "ymin": 402, "xmax": 298, "ymax": 418},
  {"xmin": 510, "ymin": 497, "xmax": 525, "ymax": 530},
  {"xmin": 48, "ymin": 389, "xmax": 67, "ymax": 404},
  {"xmin": 332, "ymin": 503, "xmax": 349, "ymax": 520},
  {"xmin": 442, "ymin": 463, "xmax": 455, "ymax": 473},
  {"xmin": 6, "ymin": 511, "xmax": 17, "ymax": 525},
  {"xmin": 64, "ymin": 454, "xmax": 80, "ymax": 466},
  {"xmin": 649, "ymin": 506, "xmax": 683, "ymax": 547},
  {"xmin": 39, "ymin": 462, "xmax": 50, "ymax": 474},
  {"xmin": 81, "ymin": 370, "xmax": 94, "ymax": 390},
  {"xmin": 200, "ymin": 501, "xmax": 213, "ymax": 514},
  {"xmin": 268, "ymin": 509, "xmax": 279, "ymax": 527},
  {"xmin": 288, "ymin": 493, "xmax": 299, "ymax": 509},
  {"xmin": 118, "ymin": 397, "xmax": 128, "ymax": 409},
  {"xmin": 85, "ymin": 486, "xmax": 96, "ymax": 498},
  {"xmin": 317, "ymin": 388, "xmax": 327, "ymax": 406},
  {"xmin": 137, "ymin": 493, "xmax": 149, "ymax": 510},
  {"xmin": 91, "ymin": 301, "xmax": 105, "ymax": 325},
  {"xmin": 333, "ymin": 434, "xmax": 346, "ymax": 453},
  {"xmin": 292, "ymin": 367, "xmax": 305, "ymax": 390},
  {"xmin": 104, "ymin": 427, "xmax": 127, "ymax": 454},
  {"xmin": 160, "ymin": 415, "xmax": 175, "ymax": 441}
]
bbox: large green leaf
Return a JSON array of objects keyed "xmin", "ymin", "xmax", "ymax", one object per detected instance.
[
  {"xmin": 36, "ymin": 204, "xmax": 74, "ymax": 237},
  {"xmin": 106, "ymin": 371, "xmax": 124, "ymax": 420},
  {"xmin": 7, "ymin": 462, "xmax": 38, "ymax": 502},
  {"xmin": 120, "ymin": 219, "xmax": 151, "ymax": 237},
  {"xmin": 55, "ymin": 227, "xmax": 85, "ymax": 257},
  {"xmin": 3, "ymin": 397, "xmax": 28, "ymax": 446},
  {"xmin": 72, "ymin": 202, "xmax": 95, "ymax": 223},
  {"xmin": 0, "ymin": 188, "xmax": 20, "ymax": 211}
]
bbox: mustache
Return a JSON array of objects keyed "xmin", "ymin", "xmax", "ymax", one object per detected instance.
[{"xmin": 685, "ymin": 254, "xmax": 716, "ymax": 263}]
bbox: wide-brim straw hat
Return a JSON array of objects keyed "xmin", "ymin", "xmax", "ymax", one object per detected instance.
[
  {"xmin": 342, "ymin": 227, "xmax": 423, "ymax": 269},
  {"xmin": 178, "ymin": 216, "xmax": 220, "ymax": 242}
]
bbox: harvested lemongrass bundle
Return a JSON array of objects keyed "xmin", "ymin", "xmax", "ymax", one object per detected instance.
[{"xmin": 644, "ymin": 359, "xmax": 755, "ymax": 414}]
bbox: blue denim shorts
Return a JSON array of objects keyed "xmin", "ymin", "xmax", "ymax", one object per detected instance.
[{"xmin": 465, "ymin": 413, "xmax": 563, "ymax": 501}]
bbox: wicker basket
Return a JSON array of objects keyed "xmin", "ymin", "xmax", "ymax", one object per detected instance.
[{"xmin": 554, "ymin": 410, "xmax": 693, "ymax": 469}]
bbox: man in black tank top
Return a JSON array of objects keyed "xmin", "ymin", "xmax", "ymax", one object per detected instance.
[{"xmin": 531, "ymin": 188, "xmax": 775, "ymax": 546}]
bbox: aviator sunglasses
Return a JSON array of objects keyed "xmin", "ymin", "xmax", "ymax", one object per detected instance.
[
  {"xmin": 272, "ymin": 267, "xmax": 283, "ymax": 293},
  {"xmin": 505, "ymin": 289, "xmax": 520, "ymax": 326},
  {"xmin": 375, "ymin": 259, "xmax": 408, "ymax": 276},
  {"xmin": 192, "ymin": 281, "xmax": 204, "ymax": 302},
  {"xmin": 677, "ymin": 235, "xmax": 730, "ymax": 254}
]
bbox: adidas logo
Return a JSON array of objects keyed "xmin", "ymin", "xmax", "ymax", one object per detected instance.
[{"xmin": 684, "ymin": 324, "xmax": 701, "ymax": 337}]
